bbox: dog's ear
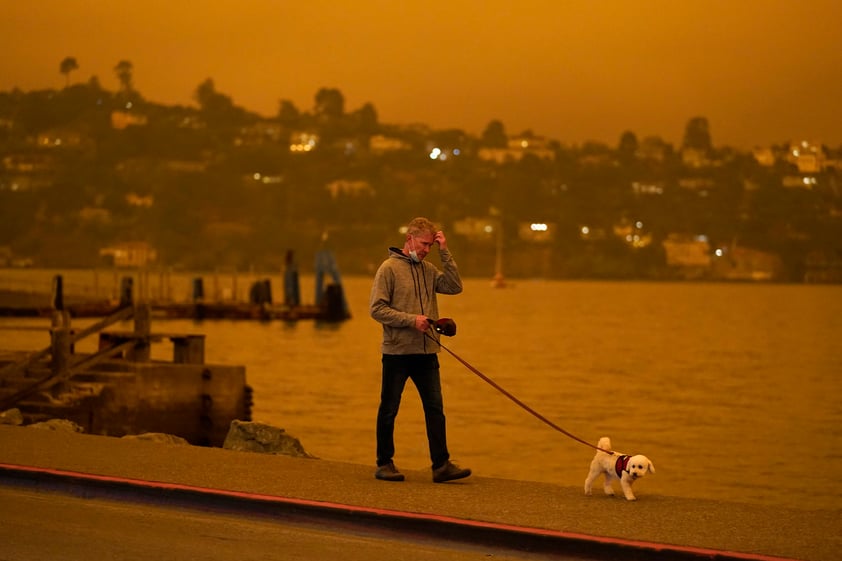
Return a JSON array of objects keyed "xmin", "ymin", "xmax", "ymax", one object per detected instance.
[{"xmin": 647, "ymin": 461, "xmax": 655, "ymax": 474}]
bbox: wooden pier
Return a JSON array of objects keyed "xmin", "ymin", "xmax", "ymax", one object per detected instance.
[
  {"xmin": 0, "ymin": 272, "xmax": 350, "ymax": 322},
  {"xmin": 0, "ymin": 299, "xmax": 251, "ymax": 446}
]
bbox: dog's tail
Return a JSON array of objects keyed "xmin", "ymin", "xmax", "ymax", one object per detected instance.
[{"xmin": 597, "ymin": 436, "xmax": 612, "ymax": 452}]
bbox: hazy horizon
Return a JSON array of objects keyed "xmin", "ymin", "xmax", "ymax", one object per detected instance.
[{"xmin": 3, "ymin": 1, "xmax": 841, "ymax": 149}]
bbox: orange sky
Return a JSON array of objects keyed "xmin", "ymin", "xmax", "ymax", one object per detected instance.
[{"xmin": 4, "ymin": 1, "xmax": 841, "ymax": 148}]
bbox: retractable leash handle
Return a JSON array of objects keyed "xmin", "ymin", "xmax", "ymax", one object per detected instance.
[
  {"xmin": 425, "ymin": 330, "xmax": 614, "ymax": 455},
  {"xmin": 427, "ymin": 317, "xmax": 457, "ymax": 336}
]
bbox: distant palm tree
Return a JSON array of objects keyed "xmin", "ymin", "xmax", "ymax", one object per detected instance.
[{"xmin": 60, "ymin": 57, "xmax": 79, "ymax": 87}]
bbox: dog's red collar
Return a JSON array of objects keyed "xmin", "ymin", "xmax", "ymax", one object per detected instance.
[{"xmin": 614, "ymin": 455, "xmax": 632, "ymax": 477}]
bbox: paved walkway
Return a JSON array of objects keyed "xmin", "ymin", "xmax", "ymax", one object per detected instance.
[{"xmin": 0, "ymin": 426, "xmax": 837, "ymax": 561}]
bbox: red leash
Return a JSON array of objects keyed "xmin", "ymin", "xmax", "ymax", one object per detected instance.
[{"xmin": 426, "ymin": 330, "xmax": 613, "ymax": 455}]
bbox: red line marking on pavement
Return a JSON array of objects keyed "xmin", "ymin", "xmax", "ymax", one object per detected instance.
[{"xmin": 0, "ymin": 463, "xmax": 796, "ymax": 561}]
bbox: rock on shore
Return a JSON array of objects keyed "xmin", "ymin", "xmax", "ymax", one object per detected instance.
[{"xmin": 0, "ymin": 409, "xmax": 313, "ymax": 458}]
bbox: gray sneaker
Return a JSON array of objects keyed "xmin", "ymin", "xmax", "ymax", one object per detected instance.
[
  {"xmin": 375, "ymin": 462, "xmax": 405, "ymax": 481},
  {"xmin": 432, "ymin": 461, "xmax": 471, "ymax": 483}
]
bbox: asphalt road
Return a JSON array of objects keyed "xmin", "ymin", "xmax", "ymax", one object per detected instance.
[{"xmin": 0, "ymin": 486, "xmax": 591, "ymax": 561}]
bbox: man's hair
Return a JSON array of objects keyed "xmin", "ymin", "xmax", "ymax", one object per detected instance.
[{"xmin": 407, "ymin": 217, "xmax": 436, "ymax": 237}]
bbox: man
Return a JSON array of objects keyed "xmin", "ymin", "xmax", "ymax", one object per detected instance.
[{"xmin": 369, "ymin": 217, "xmax": 471, "ymax": 483}]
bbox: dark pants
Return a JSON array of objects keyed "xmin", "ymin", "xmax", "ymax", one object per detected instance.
[{"xmin": 376, "ymin": 353, "xmax": 449, "ymax": 469}]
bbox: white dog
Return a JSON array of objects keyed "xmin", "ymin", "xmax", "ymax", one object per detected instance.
[{"xmin": 584, "ymin": 436, "xmax": 654, "ymax": 501}]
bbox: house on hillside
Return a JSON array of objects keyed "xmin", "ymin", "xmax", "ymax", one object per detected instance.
[
  {"xmin": 711, "ymin": 245, "xmax": 782, "ymax": 281},
  {"xmin": 326, "ymin": 179, "xmax": 373, "ymax": 198},
  {"xmin": 111, "ymin": 110, "xmax": 148, "ymax": 129},
  {"xmin": 662, "ymin": 234, "xmax": 711, "ymax": 279},
  {"xmin": 478, "ymin": 136, "xmax": 554, "ymax": 163},
  {"xmin": 235, "ymin": 121, "xmax": 284, "ymax": 146},
  {"xmin": 36, "ymin": 126, "xmax": 91, "ymax": 149},
  {"xmin": 99, "ymin": 242, "xmax": 157, "ymax": 268},
  {"xmin": 369, "ymin": 134, "xmax": 411, "ymax": 154}
]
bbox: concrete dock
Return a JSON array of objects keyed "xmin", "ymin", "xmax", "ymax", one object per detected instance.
[{"xmin": 0, "ymin": 425, "xmax": 838, "ymax": 561}]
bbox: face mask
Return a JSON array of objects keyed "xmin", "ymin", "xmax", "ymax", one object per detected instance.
[{"xmin": 409, "ymin": 236, "xmax": 421, "ymax": 263}]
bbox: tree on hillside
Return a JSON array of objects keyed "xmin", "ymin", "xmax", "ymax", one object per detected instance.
[
  {"xmin": 682, "ymin": 116, "xmax": 712, "ymax": 152},
  {"xmin": 617, "ymin": 130, "xmax": 639, "ymax": 165},
  {"xmin": 314, "ymin": 87, "xmax": 345, "ymax": 121},
  {"xmin": 481, "ymin": 119, "xmax": 508, "ymax": 148},
  {"xmin": 195, "ymin": 78, "xmax": 226, "ymax": 111},
  {"xmin": 277, "ymin": 99, "xmax": 301, "ymax": 128},
  {"xmin": 194, "ymin": 78, "xmax": 248, "ymax": 129},
  {"xmin": 351, "ymin": 102, "xmax": 378, "ymax": 134},
  {"xmin": 87, "ymin": 75, "xmax": 104, "ymax": 92},
  {"xmin": 59, "ymin": 57, "xmax": 79, "ymax": 87},
  {"xmin": 114, "ymin": 60, "xmax": 134, "ymax": 94}
]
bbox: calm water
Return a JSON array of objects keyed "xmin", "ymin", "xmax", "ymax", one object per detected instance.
[{"xmin": 2, "ymin": 271, "xmax": 841, "ymax": 511}]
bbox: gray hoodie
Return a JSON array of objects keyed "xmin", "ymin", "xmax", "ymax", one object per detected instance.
[{"xmin": 370, "ymin": 246, "xmax": 463, "ymax": 355}]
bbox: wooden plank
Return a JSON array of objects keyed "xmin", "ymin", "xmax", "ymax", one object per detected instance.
[{"xmin": 69, "ymin": 306, "xmax": 134, "ymax": 344}]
